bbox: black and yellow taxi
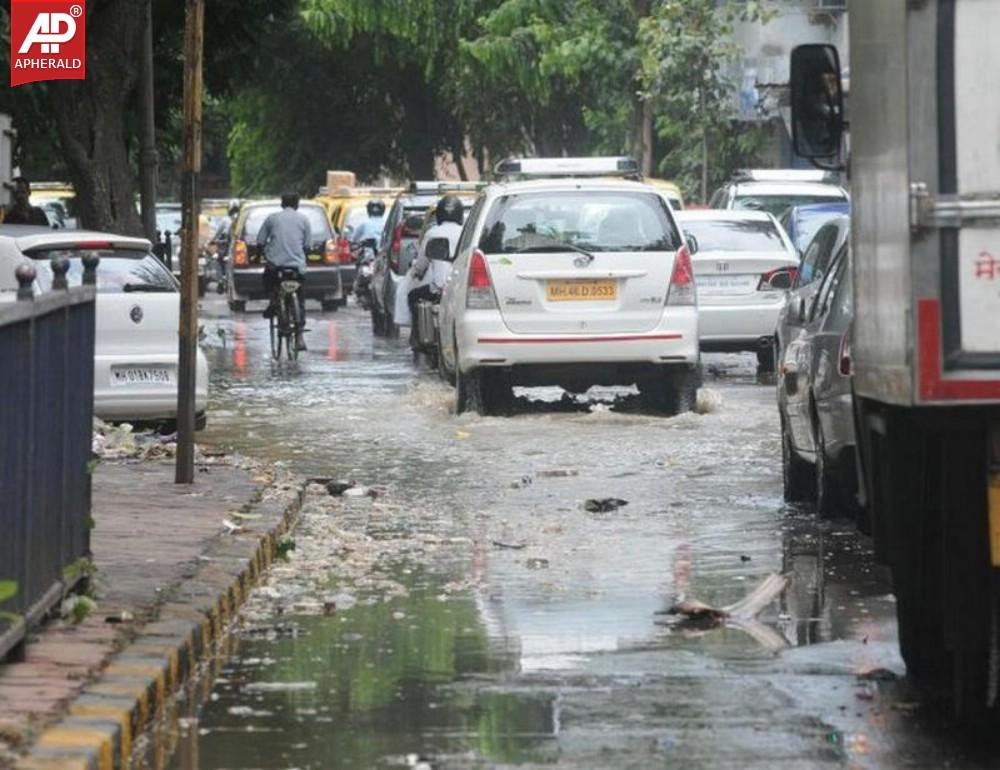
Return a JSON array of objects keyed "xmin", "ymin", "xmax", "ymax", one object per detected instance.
[{"xmin": 226, "ymin": 199, "xmax": 344, "ymax": 312}]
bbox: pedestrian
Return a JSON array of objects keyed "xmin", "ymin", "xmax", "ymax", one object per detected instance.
[
  {"xmin": 258, "ymin": 193, "xmax": 310, "ymax": 351},
  {"xmin": 3, "ymin": 177, "xmax": 50, "ymax": 226}
]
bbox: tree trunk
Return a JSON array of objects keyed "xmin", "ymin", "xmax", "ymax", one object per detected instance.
[
  {"xmin": 49, "ymin": 1, "xmax": 145, "ymax": 235},
  {"xmin": 630, "ymin": 0, "xmax": 654, "ymax": 175}
]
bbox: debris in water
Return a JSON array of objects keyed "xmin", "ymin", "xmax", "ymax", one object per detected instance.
[
  {"xmin": 538, "ymin": 469, "xmax": 579, "ymax": 478},
  {"xmin": 658, "ymin": 573, "xmax": 790, "ymax": 652},
  {"xmin": 740, "ymin": 554, "xmax": 752, "ymax": 562},
  {"xmin": 584, "ymin": 498, "xmax": 628, "ymax": 513},
  {"xmin": 492, "ymin": 540, "xmax": 527, "ymax": 550},
  {"xmin": 511, "ymin": 475, "xmax": 533, "ymax": 489},
  {"xmin": 222, "ymin": 519, "xmax": 242, "ymax": 534},
  {"xmin": 695, "ymin": 388, "xmax": 723, "ymax": 414},
  {"xmin": 526, "ymin": 558, "xmax": 550, "ymax": 570},
  {"xmin": 326, "ymin": 481, "xmax": 354, "ymax": 496},
  {"xmin": 856, "ymin": 668, "xmax": 897, "ymax": 682}
]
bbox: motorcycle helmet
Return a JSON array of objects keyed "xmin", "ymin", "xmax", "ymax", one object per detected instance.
[
  {"xmin": 435, "ymin": 195, "xmax": 464, "ymax": 225},
  {"xmin": 367, "ymin": 199, "xmax": 386, "ymax": 217}
]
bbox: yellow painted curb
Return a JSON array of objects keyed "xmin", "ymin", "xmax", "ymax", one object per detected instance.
[
  {"xmin": 69, "ymin": 703, "xmax": 133, "ymax": 761},
  {"xmin": 103, "ymin": 663, "xmax": 165, "ymax": 706},
  {"xmin": 37, "ymin": 727, "xmax": 111, "ymax": 770}
]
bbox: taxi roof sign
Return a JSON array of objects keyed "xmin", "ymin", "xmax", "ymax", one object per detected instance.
[
  {"xmin": 494, "ymin": 156, "xmax": 640, "ymax": 179},
  {"xmin": 731, "ymin": 168, "xmax": 840, "ymax": 184}
]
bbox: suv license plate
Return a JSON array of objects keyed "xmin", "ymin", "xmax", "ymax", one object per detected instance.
[
  {"xmin": 546, "ymin": 279, "xmax": 617, "ymax": 302},
  {"xmin": 111, "ymin": 367, "xmax": 174, "ymax": 386}
]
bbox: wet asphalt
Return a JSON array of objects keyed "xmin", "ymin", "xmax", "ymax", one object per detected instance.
[{"xmin": 167, "ymin": 297, "xmax": 995, "ymax": 769}]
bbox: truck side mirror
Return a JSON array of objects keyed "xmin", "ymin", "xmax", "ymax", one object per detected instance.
[
  {"xmin": 425, "ymin": 237, "xmax": 452, "ymax": 262},
  {"xmin": 790, "ymin": 44, "xmax": 844, "ymax": 159}
]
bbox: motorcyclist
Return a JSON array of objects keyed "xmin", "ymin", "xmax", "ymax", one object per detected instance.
[
  {"xmin": 259, "ymin": 193, "xmax": 310, "ymax": 351},
  {"xmin": 350, "ymin": 199, "xmax": 386, "ymax": 259},
  {"xmin": 403, "ymin": 194, "xmax": 464, "ymax": 344}
]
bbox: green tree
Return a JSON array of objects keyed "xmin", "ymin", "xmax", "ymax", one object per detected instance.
[{"xmin": 639, "ymin": 0, "xmax": 772, "ymax": 202}]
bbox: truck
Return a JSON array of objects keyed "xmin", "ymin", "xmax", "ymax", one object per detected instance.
[{"xmin": 790, "ymin": 1, "xmax": 1000, "ymax": 718}]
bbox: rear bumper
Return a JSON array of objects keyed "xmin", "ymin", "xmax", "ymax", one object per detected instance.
[
  {"xmin": 93, "ymin": 351, "xmax": 209, "ymax": 421},
  {"xmin": 697, "ymin": 299, "xmax": 783, "ymax": 348},
  {"xmin": 456, "ymin": 309, "xmax": 699, "ymax": 373},
  {"xmin": 231, "ymin": 266, "xmax": 343, "ymax": 301}
]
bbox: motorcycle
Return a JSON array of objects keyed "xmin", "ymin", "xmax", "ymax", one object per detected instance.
[{"xmin": 353, "ymin": 238, "xmax": 378, "ymax": 310}]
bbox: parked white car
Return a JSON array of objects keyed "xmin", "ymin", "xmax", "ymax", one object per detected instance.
[
  {"xmin": 437, "ymin": 157, "xmax": 700, "ymax": 416},
  {"xmin": 0, "ymin": 226, "xmax": 209, "ymax": 429},
  {"xmin": 675, "ymin": 210, "xmax": 798, "ymax": 371}
]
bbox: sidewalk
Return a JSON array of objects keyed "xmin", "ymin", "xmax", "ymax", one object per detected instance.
[{"xmin": 0, "ymin": 454, "xmax": 304, "ymax": 770}]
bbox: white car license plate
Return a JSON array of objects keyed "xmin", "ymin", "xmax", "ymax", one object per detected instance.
[
  {"xmin": 111, "ymin": 367, "xmax": 175, "ymax": 386},
  {"xmin": 697, "ymin": 274, "xmax": 758, "ymax": 295}
]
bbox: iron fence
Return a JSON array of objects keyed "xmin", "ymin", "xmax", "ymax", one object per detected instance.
[{"xmin": 0, "ymin": 255, "xmax": 98, "ymax": 660}]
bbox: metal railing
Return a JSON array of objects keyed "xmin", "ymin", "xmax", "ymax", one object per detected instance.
[{"xmin": 0, "ymin": 255, "xmax": 98, "ymax": 660}]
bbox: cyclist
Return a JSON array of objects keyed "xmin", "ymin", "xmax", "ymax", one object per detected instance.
[{"xmin": 259, "ymin": 193, "xmax": 310, "ymax": 351}]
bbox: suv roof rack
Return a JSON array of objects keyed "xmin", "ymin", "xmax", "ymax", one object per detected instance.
[
  {"xmin": 494, "ymin": 156, "xmax": 640, "ymax": 180},
  {"xmin": 731, "ymin": 168, "xmax": 841, "ymax": 184}
]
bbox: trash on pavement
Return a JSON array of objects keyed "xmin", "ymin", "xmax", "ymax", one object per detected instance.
[
  {"xmin": 492, "ymin": 540, "xmax": 527, "ymax": 550},
  {"xmin": 584, "ymin": 498, "xmax": 628, "ymax": 513}
]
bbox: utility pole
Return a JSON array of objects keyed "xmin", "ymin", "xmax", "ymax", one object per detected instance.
[
  {"xmin": 139, "ymin": 0, "xmax": 157, "ymax": 243},
  {"xmin": 176, "ymin": 0, "xmax": 204, "ymax": 484}
]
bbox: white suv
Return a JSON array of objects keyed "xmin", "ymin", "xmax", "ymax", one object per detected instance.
[{"xmin": 437, "ymin": 157, "xmax": 700, "ymax": 416}]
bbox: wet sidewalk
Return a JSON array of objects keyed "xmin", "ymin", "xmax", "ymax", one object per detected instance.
[{"xmin": 0, "ymin": 456, "xmax": 303, "ymax": 770}]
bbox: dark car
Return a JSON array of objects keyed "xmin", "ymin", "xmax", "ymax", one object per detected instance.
[
  {"xmin": 226, "ymin": 200, "xmax": 343, "ymax": 313},
  {"xmin": 777, "ymin": 234, "xmax": 858, "ymax": 518},
  {"xmin": 370, "ymin": 182, "xmax": 483, "ymax": 336},
  {"xmin": 778, "ymin": 201, "xmax": 851, "ymax": 256}
]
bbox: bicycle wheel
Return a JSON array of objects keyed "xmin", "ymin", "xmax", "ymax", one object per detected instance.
[
  {"xmin": 284, "ymin": 292, "xmax": 300, "ymax": 361},
  {"xmin": 269, "ymin": 310, "xmax": 281, "ymax": 360}
]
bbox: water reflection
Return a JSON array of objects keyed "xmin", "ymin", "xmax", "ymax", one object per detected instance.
[{"xmin": 179, "ymin": 575, "xmax": 554, "ymax": 770}]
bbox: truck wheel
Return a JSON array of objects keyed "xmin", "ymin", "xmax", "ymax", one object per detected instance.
[
  {"xmin": 456, "ymin": 366, "xmax": 485, "ymax": 415},
  {"xmin": 781, "ymin": 414, "xmax": 816, "ymax": 503},
  {"xmin": 228, "ymin": 299, "xmax": 246, "ymax": 313}
]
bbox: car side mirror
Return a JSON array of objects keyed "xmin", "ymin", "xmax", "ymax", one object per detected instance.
[
  {"xmin": 797, "ymin": 296, "xmax": 808, "ymax": 322},
  {"xmin": 685, "ymin": 233, "xmax": 699, "ymax": 255},
  {"xmin": 790, "ymin": 44, "xmax": 844, "ymax": 159},
  {"xmin": 426, "ymin": 237, "xmax": 452, "ymax": 262}
]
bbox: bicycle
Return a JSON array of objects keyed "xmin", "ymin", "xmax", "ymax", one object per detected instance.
[{"xmin": 269, "ymin": 267, "xmax": 304, "ymax": 361}]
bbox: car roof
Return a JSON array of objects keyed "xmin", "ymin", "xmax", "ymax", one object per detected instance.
[
  {"xmin": 487, "ymin": 177, "xmax": 660, "ymax": 195},
  {"xmin": 675, "ymin": 209, "xmax": 775, "ymax": 222},
  {"xmin": 733, "ymin": 181, "xmax": 848, "ymax": 197},
  {"xmin": 0, "ymin": 226, "xmax": 151, "ymax": 252}
]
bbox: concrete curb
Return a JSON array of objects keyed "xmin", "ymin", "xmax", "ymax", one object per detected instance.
[{"xmin": 14, "ymin": 477, "xmax": 307, "ymax": 770}]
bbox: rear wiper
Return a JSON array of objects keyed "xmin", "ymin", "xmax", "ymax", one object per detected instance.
[
  {"xmin": 515, "ymin": 241, "xmax": 596, "ymax": 260},
  {"xmin": 123, "ymin": 283, "xmax": 173, "ymax": 293}
]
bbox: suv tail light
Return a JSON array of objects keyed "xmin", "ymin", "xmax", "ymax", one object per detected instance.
[
  {"xmin": 389, "ymin": 224, "xmax": 403, "ymax": 272},
  {"xmin": 466, "ymin": 249, "xmax": 497, "ymax": 309},
  {"xmin": 666, "ymin": 245, "xmax": 695, "ymax": 306},
  {"xmin": 757, "ymin": 266, "xmax": 797, "ymax": 291},
  {"xmin": 324, "ymin": 239, "xmax": 339, "ymax": 265},
  {"xmin": 337, "ymin": 236, "xmax": 353, "ymax": 264},
  {"xmin": 233, "ymin": 240, "xmax": 248, "ymax": 267},
  {"xmin": 838, "ymin": 325, "xmax": 852, "ymax": 376}
]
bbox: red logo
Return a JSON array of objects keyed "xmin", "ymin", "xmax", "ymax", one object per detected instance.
[{"xmin": 10, "ymin": 0, "xmax": 86, "ymax": 88}]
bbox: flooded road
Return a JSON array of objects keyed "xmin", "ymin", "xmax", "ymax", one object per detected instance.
[{"xmin": 172, "ymin": 299, "xmax": 989, "ymax": 769}]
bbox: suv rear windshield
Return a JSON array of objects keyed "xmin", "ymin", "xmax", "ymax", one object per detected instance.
[
  {"xmin": 733, "ymin": 194, "xmax": 845, "ymax": 218},
  {"xmin": 479, "ymin": 191, "xmax": 680, "ymax": 254},
  {"xmin": 30, "ymin": 248, "xmax": 177, "ymax": 294},
  {"xmin": 241, "ymin": 205, "xmax": 332, "ymax": 244},
  {"xmin": 679, "ymin": 218, "xmax": 785, "ymax": 252}
]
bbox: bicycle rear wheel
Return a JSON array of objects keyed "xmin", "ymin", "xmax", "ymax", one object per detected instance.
[{"xmin": 284, "ymin": 292, "xmax": 300, "ymax": 361}]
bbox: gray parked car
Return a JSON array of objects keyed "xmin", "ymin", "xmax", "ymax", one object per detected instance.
[
  {"xmin": 777, "ymin": 235, "xmax": 857, "ymax": 518},
  {"xmin": 774, "ymin": 215, "xmax": 850, "ymax": 365}
]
